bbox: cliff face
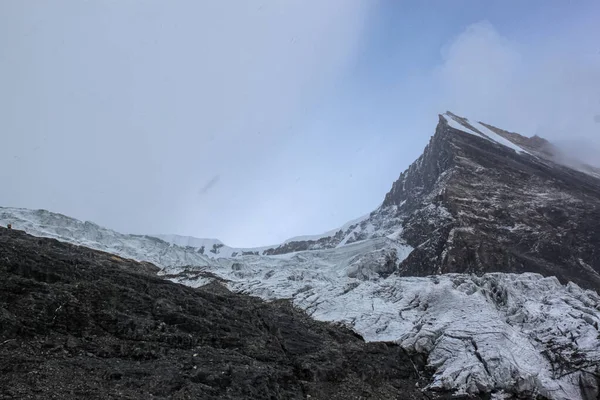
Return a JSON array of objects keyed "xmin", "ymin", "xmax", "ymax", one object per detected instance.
[{"xmin": 386, "ymin": 113, "xmax": 600, "ymax": 291}]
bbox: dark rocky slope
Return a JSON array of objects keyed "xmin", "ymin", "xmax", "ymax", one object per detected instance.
[
  {"xmin": 385, "ymin": 113, "xmax": 600, "ymax": 291},
  {"xmin": 0, "ymin": 227, "xmax": 459, "ymax": 400}
]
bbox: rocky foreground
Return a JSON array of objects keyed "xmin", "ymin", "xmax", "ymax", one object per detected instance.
[{"xmin": 0, "ymin": 227, "xmax": 462, "ymax": 400}]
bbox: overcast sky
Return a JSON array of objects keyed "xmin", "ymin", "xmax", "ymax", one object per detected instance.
[{"xmin": 1, "ymin": 1, "xmax": 599, "ymax": 247}]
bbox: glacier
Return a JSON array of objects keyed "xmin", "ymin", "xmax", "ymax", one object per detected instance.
[{"xmin": 0, "ymin": 207, "xmax": 213, "ymax": 267}]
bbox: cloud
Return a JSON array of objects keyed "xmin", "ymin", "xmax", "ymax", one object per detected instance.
[
  {"xmin": 0, "ymin": 0, "xmax": 371, "ymax": 245},
  {"xmin": 4, "ymin": 4, "xmax": 597, "ymax": 247},
  {"xmin": 434, "ymin": 20, "xmax": 600, "ymax": 166}
]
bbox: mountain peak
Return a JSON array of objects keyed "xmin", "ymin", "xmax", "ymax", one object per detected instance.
[
  {"xmin": 440, "ymin": 112, "xmax": 600, "ymax": 177},
  {"xmin": 440, "ymin": 111, "xmax": 533, "ymax": 154},
  {"xmin": 379, "ymin": 112, "xmax": 600, "ymax": 290}
]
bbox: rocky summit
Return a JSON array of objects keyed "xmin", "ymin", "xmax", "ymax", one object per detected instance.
[
  {"xmin": 1, "ymin": 112, "xmax": 600, "ymax": 399},
  {"xmin": 386, "ymin": 112, "xmax": 600, "ymax": 291}
]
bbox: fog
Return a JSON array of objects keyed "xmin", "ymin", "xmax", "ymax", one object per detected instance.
[
  {"xmin": 0, "ymin": 1, "xmax": 371, "ymax": 246},
  {"xmin": 434, "ymin": 20, "xmax": 600, "ymax": 167},
  {"xmin": 1, "ymin": 1, "xmax": 598, "ymax": 246}
]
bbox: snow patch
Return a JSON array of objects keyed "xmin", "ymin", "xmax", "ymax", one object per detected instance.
[
  {"xmin": 443, "ymin": 113, "xmax": 531, "ymax": 156},
  {"xmin": 442, "ymin": 113, "xmax": 487, "ymax": 138},
  {"xmin": 469, "ymin": 120, "xmax": 531, "ymax": 155}
]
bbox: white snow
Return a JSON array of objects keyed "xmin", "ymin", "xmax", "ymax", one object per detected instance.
[
  {"xmin": 167, "ymin": 274, "xmax": 214, "ymax": 288},
  {"xmin": 154, "ymin": 234, "xmax": 225, "ymax": 249},
  {"xmin": 469, "ymin": 120, "xmax": 531, "ymax": 155},
  {"xmin": 443, "ymin": 112, "xmax": 532, "ymax": 156},
  {"xmin": 152, "ymin": 213, "xmax": 374, "ymax": 258},
  {"xmin": 151, "ymin": 233, "xmax": 271, "ymax": 259},
  {"xmin": 442, "ymin": 113, "xmax": 487, "ymax": 138},
  {"xmin": 283, "ymin": 212, "xmax": 371, "ymax": 244},
  {"xmin": 0, "ymin": 207, "xmax": 213, "ymax": 268}
]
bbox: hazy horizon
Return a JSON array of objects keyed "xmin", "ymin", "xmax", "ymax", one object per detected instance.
[{"xmin": 2, "ymin": 1, "xmax": 599, "ymax": 247}]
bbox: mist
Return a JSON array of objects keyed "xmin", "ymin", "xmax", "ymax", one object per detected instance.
[
  {"xmin": 1, "ymin": 1, "xmax": 598, "ymax": 246},
  {"xmin": 434, "ymin": 19, "xmax": 600, "ymax": 166},
  {"xmin": 0, "ymin": 0, "xmax": 371, "ymax": 246}
]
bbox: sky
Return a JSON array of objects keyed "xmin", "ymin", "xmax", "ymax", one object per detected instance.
[{"xmin": 1, "ymin": 1, "xmax": 599, "ymax": 247}]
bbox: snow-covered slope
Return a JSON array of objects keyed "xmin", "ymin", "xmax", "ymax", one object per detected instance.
[
  {"xmin": 283, "ymin": 213, "xmax": 372, "ymax": 244},
  {"xmin": 153, "ymin": 212, "xmax": 377, "ymax": 258},
  {"xmin": 0, "ymin": 207, "xmax": 212, "ymax": 268},
  {"xmin": 442, "ymin": 112, "xmax": 531, "ymax": 154},
  {"xmin": 151, "ymin": 234, "xmax": 269, "ymax": 259}
]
